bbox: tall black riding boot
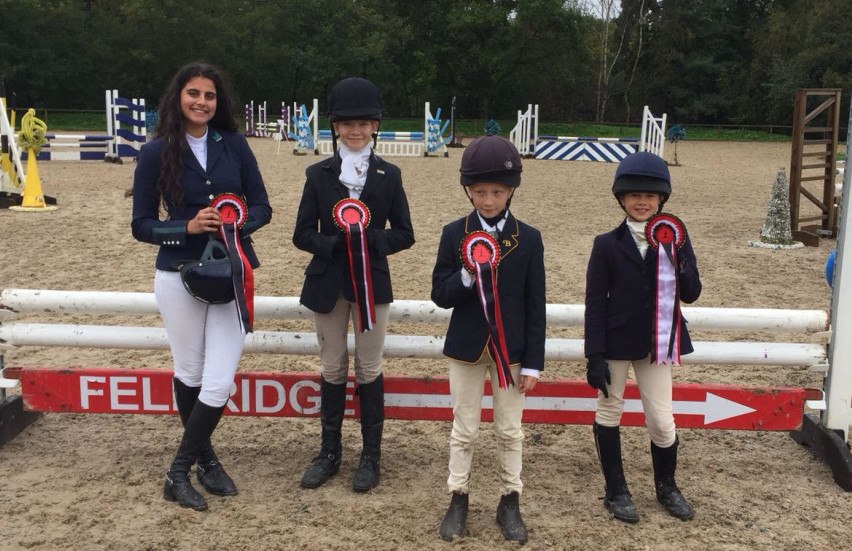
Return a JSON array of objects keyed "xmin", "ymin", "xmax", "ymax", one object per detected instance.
[
  {"xmin": 163, "ymin": 400, "xmax": 225, "ymax": 511},
  {"xmin": 496, "ymin": 491, "xmax": 529, "ymax": 543},
  {"xmin": 352, "ymin": 374, "xmax": 384, "ymax": 492},
  {"xmin": 173, "ymin": 379, "xmax": 237, "ymax": 496},
  {"xmin": 651, "ymin": 437, "xmax": 695, "ymax": 520},
  {"xmin": 593, "ymin": 422, "xmax": 639, "ymax": 523},
  {"xmin": 301, "ymin": 379, "xmax": 346, "ymax": 489}
]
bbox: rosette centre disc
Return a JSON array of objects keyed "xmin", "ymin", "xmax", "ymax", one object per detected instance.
[
  {"xmin": 472, "ymin": 242, "xmax": 493, "ymax": 264},
  {"xmin": 342, "ymin": 207, "xmax": 362, "ymax": 225}
]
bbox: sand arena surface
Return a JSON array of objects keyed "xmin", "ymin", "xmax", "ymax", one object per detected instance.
[{"xmin": 0, "ymin": 140, "xmax": 849, "ymax": 550}]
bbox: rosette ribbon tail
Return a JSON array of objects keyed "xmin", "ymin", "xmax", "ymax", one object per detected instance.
[
  {"xmin": 474, "ymin": 262, "xmax": 515, "ymax": 390},
  {"xmin": 654, "ymin": 242, "xmax": 681, "ymax": 365},
  {"xmin": 344, "ymin": 221, "xmax": 376, "ymax": 333},
  {"xmin": 219, "ymin": 222, "xmax": 254, "ymax": 334}
]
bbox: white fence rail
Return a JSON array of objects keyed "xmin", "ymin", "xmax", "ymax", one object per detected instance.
[{"xmin": 0, "ymin": 289, "xmax": 828, "ymax": 367}]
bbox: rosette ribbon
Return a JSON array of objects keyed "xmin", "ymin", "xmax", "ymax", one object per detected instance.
[
  {"xmin": 211, "ymin": 193, "xmax": 254, "ymax": 333},
  {"xmin": 460, "ymin": 231, "xmax": 514, "ymax": 390},
  {"xmin": 645, "ymin": 213, "xmax": 687, "ymax": 365},
  {"xmin": 333, "ymin": 198, "xmax": 376, "ymax": 333}
]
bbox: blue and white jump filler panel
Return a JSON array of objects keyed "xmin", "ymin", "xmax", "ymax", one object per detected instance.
[
  {"xmin": 510, "ymin": 104, "xmax": 667, "ymax": 163},
  {"xmin": 534, "ymin": 136, "xmax": 639, "ymax": 162},
  {"xmin": 105, "ymin": 90, "xmax": 147, "ymax": 162}
]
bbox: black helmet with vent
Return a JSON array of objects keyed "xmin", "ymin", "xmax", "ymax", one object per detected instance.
[
  {"xmin": 459, "ymin": 135, "xmax": 523, "ymax": 188},
  {"xmin": 326, "ymin": 77, "xmax": 383, "ymax": 122}
]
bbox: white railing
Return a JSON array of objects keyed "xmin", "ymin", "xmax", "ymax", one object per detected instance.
[{"xmin": 0, "ymin": 289, "xmax": 828, "ymax": 367}]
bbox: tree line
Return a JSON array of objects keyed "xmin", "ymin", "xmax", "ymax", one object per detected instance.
[{"xmin": 0, "ymin": 0, "xmax": 849, "ymax": 128}]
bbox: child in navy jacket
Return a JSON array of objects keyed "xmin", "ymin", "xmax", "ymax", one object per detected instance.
[
  {"xmin": 432, "ymin": 135, "xmax": 545, "ymax": 543},
  {"xmin": 293, "ymin": 77, "xmax": 414, "ymax": 493},
  {"xmin": 585, "ymin": 152, "xmax": 701, "ymax": 523}
]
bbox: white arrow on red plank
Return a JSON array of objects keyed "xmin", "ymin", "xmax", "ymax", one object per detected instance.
[{"xmin": 386, "ymin": 391, "xmax": 757, "ymax": 425}]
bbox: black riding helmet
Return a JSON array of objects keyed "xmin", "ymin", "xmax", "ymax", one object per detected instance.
[
  {"xmin": 460, "ymin": 135, "xmax": 522, "ymax": 187},
  {"xmin": 326, "ymin": 77, "xmax": 383, "ymax": 122},
  {"xmin": 459, "ymin": 135, "xmax": 522, "ymax": 210},
  {"xmin": 326, "ymin": 77, "xmax": 383, "ymax": 151},
  {"xmin": 612, "ymin": 151, "xmax": 671, "ymax": 211}
]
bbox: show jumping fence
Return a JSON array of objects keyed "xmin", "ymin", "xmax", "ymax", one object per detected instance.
[
  {"xmin": 245, "ymin": 101, "xmax": 290, "ymax": 138},
  {"xmin": 0, "ymin": 277, "xmax": 849, "ymax": 486},
  {"xmin": 291, "ymin": 99, "xmax": 451, "ymax": 157},
  {"xmin": 17, "ymin": 90, "xmax": 147, "ymax": 163},
  {"xmin": 510, "ymin": 104, "xmax": 667, "ymax": 162},
  {"xmin": 0, "ymin": 288, "xmax": 834, "ymax": 427}
]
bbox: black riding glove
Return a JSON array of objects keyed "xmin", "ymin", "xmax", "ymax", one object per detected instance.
[
  {"xmin": 586, "ymin": 354, "xmax": 611, "ymax": 398},
  {"xmin": 332, "ymin": 233, "xmax": 346, "ymax": 252}
]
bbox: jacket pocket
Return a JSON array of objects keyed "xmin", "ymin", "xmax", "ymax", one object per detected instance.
[
  {"xmin": 305, "ymin": 258, "xmax": 329, "ymax": 275},
  {"xmin": 606, "ymin": 313, "xmax": 629, "ymax": 329}
]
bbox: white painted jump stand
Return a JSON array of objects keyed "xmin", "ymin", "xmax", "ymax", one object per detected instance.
[
  {"xmin": 104, "ymin": 90, "xmax": 147, "ymax": 163},
  {"xmin": 0, "ymin": 97, "xmax": 27, "ymax": 199},
  {"xmin": 639, "ymin": 105, "xmax": 667, "ymax": 158},
  {"xmin": 509, "ymin": 104, "xmax": 539, "ymax": 157}
]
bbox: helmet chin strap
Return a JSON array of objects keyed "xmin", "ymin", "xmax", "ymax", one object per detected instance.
[
  {"xmin": 463, "ymin": 186, "xmax": 474, "ymax": 206},
  {"xmin": 331, "ymin": 120, "xmax": 381, "ymax": 151},
  {"xmin": 616, "ymin": 194, "xmax": 667, "ymax": 213},
  {"xmin": 372, "ymin": 121, "xmax": 381, "ymax": 149}
]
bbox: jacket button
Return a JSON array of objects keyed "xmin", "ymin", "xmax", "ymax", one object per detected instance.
[
  {"xmin": 643, "ymin": 285, "xmax": 650, "ymax": 291},
  {"xmin": 644, "ymin": 302, "xmax": 650, "ymax": 308},
  {"xmin": 205, "ymin": 180, "xmax": 211, "ymax": 186},
  {"xmin": 209, "ymin": 194, "xmax": 214, "ymax": 200}
]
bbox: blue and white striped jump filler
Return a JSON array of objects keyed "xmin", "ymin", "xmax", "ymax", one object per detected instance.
[{"xmin": 534, "ymin": 136, "xmax": 639, "ymax": 162}]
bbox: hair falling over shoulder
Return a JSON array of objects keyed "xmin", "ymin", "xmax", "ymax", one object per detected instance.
[{"xmin": 154, "ymin": 62, "xmax": 238, "ymax": 210}]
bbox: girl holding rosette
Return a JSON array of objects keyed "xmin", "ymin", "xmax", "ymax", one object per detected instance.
[
  {"xmin": 293, "ymin": 77, "xmax": 414, "ymax": 493},
  {"xmin": 431, "ymin": 135, "xmax": 545, "ymax": 544},
  {"xmin": 131, "ymin": 62, "xmax": 272, "ymax": 511},
  {"xmin": 584, "ymin": 151, "xmax": 702, "ymax": 523}
]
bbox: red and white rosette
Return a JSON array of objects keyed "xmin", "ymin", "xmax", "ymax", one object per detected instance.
[
  {"xmin": 211, "ymin": 193, "xmax": 254, "ymax": 334},
  {"xmin": 460, "ymin": 231, "xmax": 514, "ymax": 390},
  {"xmin": 333, "ymin": 198, "xmax": 376, "ymax": 333},
  {"xmin": 645, "ymin": 213, "xmax": 687, "ymax": 365}
]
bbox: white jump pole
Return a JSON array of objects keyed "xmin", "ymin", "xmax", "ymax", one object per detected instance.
[
  {"xmin": 0, "ymin": 322, "xmax": 827, "ymax": 366},
  {"xmin": 0, "ymin": 289, "xmax": 829, "ymax": 333}
]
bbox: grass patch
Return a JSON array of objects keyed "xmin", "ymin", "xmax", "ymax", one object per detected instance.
[
  {"xmin": 24, "ymin": 109, "xmax": 840, "ymax": 144},
  {"xmin": 17, "ymin": 110, "xmax": 107, "ymax": 131}
]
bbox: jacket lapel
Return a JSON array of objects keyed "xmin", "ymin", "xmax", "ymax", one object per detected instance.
[
  {"xmin": 182, "ymin": 145, "xmax": 206, "ymax": 177},
  {"xmin": 182, "ymin": 129, "xmax": 223, "ymax": 178},
  {"xmin": 323, "ymin": 154, "xmax": 348, "ymax": 200},
  {"xmin": 498, "ymin": 212, "xmax": 519, "ymax": 260},
  {"xmin": 357, "ymin": 152, "xmax": 384, "ymax": 204},
  {"xmin": 206, "ymin": 129, "xmax": 224, "ymax": 173},
  {"xmin": 615, "ymin": 220, "xmax": 646, "ymax": 267},
  {"xmin": 463, "ymin": 211, "xmax": 483, "ymax": 233}
]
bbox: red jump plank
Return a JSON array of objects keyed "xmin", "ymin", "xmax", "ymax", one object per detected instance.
[{"xmin": 15, "ymin": 367, "xmax": 815, "ymax": 431}]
